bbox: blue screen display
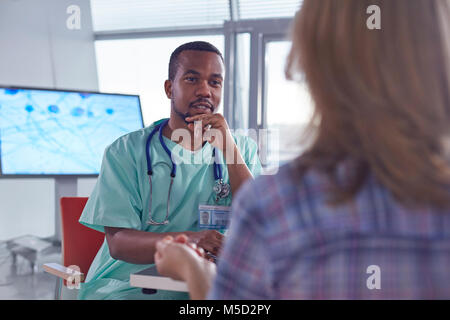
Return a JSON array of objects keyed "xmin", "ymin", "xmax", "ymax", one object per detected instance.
[{"xmin": 0, "ymin": 88, "xmax": 143, "ymax": 175}]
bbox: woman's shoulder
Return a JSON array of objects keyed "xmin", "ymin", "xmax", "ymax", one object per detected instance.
[
  {"xmin": 235, "ymin": 159, "xmax": 317, "ymax": 212},
  {"xmin": 249, "ymin": 159, "xmax": 327, "ymax": 196}
]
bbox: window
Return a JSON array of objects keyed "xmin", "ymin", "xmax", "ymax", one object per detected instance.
[
  {"xmin": 232, "ymin": 33, "xmax": 251, "ymax": 130},
  {"xmin": 91, "ymin": 0, "xmax": 305, "ymax": 170},
  {"xmin": 264, "ymin": 40, "xmax": 314, "ymax": 168}
]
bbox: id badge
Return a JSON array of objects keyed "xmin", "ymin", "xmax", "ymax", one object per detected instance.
[{"xmin": 198, "ymin": 204, "xmax": 231, "ymax": 230}]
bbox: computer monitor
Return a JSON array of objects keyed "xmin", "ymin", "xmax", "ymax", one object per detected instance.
[{"xmin": 0, "ymin": 86, "xmax": 144, "ymax": 176}]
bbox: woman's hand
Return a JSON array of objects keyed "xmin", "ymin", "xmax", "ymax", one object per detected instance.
[
  {"xmin": 154, "ymin": 234, "xmax": 202, "ymax": 280},
  {"xmin": 154, "ymin": 234, "xmax": 217, "ymax": 299}
]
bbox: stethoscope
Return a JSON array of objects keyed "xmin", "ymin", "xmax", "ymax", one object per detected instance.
[{"xmin": 145, "ymin": 119, "xmax": 230, "ymax": 225}]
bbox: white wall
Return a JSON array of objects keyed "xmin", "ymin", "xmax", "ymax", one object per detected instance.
[
  {"xmin": 77, "ymin": 178, "xmax": 97, "ymax": 197},
  {"xmin": 0, "ymin": 179, "xmax": 55, "ymax": 240},
  {"xmin": 0, "ymin": 0, "xmax": 98, "ymax": 241}
]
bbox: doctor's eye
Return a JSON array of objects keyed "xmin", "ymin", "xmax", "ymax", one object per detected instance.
[
  {"xmin": 184, "ymin": 77, "xmax": 197, "ymax": 83},
  {"xmin": 210, "ymin": 80, "xmax": 222, "ymax": 87}
]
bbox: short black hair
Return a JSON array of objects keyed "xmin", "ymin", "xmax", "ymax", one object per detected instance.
[{"xmin": 168, "ymin": 41, "xmax": 224, "ymax": 81}]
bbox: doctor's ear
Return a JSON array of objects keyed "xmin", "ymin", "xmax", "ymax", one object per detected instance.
[{"xmin": 164, "ymin": 80, "xmax": 172, "ymax": 99}]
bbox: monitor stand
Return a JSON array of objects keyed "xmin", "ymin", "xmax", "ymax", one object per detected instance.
[{"xmin": 53, "ymin": 177, "xmax": 78, "ymax": 244}]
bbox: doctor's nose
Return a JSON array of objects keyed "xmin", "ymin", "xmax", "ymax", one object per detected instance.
[{"xmin": 195, "ymin": 80, "xmax": 212, "ymax": 98}]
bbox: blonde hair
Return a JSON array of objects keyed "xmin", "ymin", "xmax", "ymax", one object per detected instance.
[{"xmin": 286, "ymin": 0, "xmax": 450, "ymax": 208}]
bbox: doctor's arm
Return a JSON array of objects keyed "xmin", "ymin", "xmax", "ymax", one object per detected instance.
[
  {"xmin": 105, "ymin": 227, "xmax": 224, "ymax": 264},
  {"xmin": 222, "ymin": 142, "xmax": 253, "ymax": 195}
]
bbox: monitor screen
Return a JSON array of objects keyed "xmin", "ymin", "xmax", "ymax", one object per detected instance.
[{"xmin": 0, "ymin": 87, "xmax": 144, "ymax": 175}]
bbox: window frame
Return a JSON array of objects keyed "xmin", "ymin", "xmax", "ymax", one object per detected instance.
[{"xmin": 223, "ymin": 19, "xmax": 292, "ymax": 131}]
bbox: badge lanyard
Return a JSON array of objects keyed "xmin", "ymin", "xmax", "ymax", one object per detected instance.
[
  {"xmin": 212, "ymin": 148, "xmax": 231, "ymax": 202},
  {"xmin": 145, "ymin": 119, "xmax": 230, "ymax": 225}
]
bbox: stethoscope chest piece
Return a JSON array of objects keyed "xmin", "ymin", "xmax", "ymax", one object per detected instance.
[{"xmin": 214, "ymin": 179, "xmax": 230, "ymax": 202}]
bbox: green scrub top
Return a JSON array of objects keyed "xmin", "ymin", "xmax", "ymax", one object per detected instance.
[{"xmin": 78, "ymin": 118, "xmax": 262, "ymax": 300}]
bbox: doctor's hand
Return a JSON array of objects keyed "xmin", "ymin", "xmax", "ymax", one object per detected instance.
[
  {"xmin": 185, "ymin": 114, "xmax": 235, "ymax": 153},
  {"xmin": 184, "ymin": 230, "xmax": 225, "ymax": 257}
]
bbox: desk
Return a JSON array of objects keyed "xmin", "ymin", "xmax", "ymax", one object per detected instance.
[{"xmin": 130, "ymin": 265, "xmax": 188, "ymax": 292}]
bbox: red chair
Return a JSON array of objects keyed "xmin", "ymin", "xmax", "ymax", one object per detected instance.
[{"xmin": 43, "ymin": 197, "xmax": 104, "ymax": 299}]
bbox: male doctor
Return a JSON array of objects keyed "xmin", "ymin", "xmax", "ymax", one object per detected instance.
[{"xmin": 78, "ymin": 41, "xmax": 262, "ymax": 299}]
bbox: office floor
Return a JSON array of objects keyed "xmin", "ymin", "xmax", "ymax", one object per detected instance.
[{"xmin": 0, "ymin": 241, "xmax": 61, "ymax": 300}]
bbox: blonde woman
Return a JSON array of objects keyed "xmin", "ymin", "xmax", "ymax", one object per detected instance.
[{"xmin": 155, "ymin": 0, "xmax": 450, "ymax": 299}]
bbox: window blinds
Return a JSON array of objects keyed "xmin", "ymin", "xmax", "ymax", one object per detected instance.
[
  {"xmin": 238, "ymin": 0, "xmax": 302, "ymax": 20},
  {"xmin": 90, "ymin": 0, "xmax": 302, "ymax": 32},
  {"xmin": 90, "ymin": 0, "xmax": 231, "ymax": 31}
]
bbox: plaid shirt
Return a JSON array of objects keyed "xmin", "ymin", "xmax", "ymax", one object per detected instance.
[{"xmin": 208, "ymin": 161, "xmax": 450, "ymax": 299}]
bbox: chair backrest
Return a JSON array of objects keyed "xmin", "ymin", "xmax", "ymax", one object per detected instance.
[{"xmin": 60, "ymin": 197, "xmax": 104, "ymax": 279}]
